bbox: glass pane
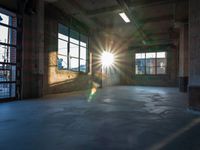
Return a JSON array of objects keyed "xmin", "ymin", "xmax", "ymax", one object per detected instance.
[
  {"xmin": 80, "ymin": 34, "xmax": 88, "ymax": 47},
  {"xmin": 135, "ymin": 59, "xmax": 145, "ymax": 67},
  {"xmin": 0, "ymin": 83, "xmax": 10, "ymax": 98},
  {"xmin": 146, "ymin": 58, "xmax": 155, "ymax": 67},
  {"xmin": 146, "ymin": 52, "xmax": 155, "ymax": 67},
  {"xmin": 80, "ymin": 47, "xmax": 86, "ymax": 60},
  {"xmin": 58, "ymin": 24, "xmax": 68, "ymax": 37},
  {"xmin": 80, "ymin": 42, "xmax": 87, "ymax": 47},
  {"xmin": 135, "ymin": 65, "xmax": 145, "ymax": 74},
  {"xmin": 146, "ymin": 66, "xmax": 155, "ymax": 75},
  {"xmin": 0, "ymin": 83, "xmax": 15, "ymax": 98},
  {"xmin": 157, "ymin": 66, "xmax": 166, "ymax": 74},
  {"xmin": 70, "ymin": 37, "xmax": 79, "ymax": 45},
  {"xmin": 157, "ymin": 52, "xmax": 166, "ymax": 58},
  {"xmin": 0, "ymin": 46, "xmax": 16, "ymax": 63},
  {"xmin": 135, "ymin": 58, "xmax": 145, "ymax": 75},
  {"xmin": 70, "ymin": 58, "xmax": 79, "ymax": 71},
  {"xmin": 157, "ymin": 58, "xmax": 167, "ymax": 67},
  {"xmin": 70, "ymin": 29, "xmax": 79, "ymax": 44},
  {"xmin": 11, "ymin": 83, "xmax": 16, "ymax": 97},
  {"xmin": 146, "ymin": 52, "xmax": 156, "ymax": 58},
  {"xmin": 70, "ymin": 43, "xmax": 79, "ymax": 58},
  {"xmin": 11, "ymin": 66, "xmax": 16, "ymax": 81},
  {"xmin": 0, "ymin": 13, "xmax": 9, "ymax": 25},
  {"xmin": 58, "ymin": 39, "xmax": 68, "ymax": 56},
  {"xmin": 0, "ymin": 70, "xmax": 9, "ymax": 82},
  {"xmin": 0, "ymin": 13, "xmax": 17, "ymax": 27},
  {"xmin": 57, "ymin": 55, "xmax": 68, "ymax": 69},
  {"xmin": 10, "ymin": 47, "xmax": 16, "ymax": 63},
  {"xmin": 0, "ymin": 64, "xmax": 16, "ymax": 81},
  {"xmin": 146, "ymin": 53, "xmax": 156, "ymax": 75},
  {"xmin": 80, "ymin": 60, "xmax": 86, "ymax": 72},
  {"xmin": 136, "ymin": 53, "xmax": 145, "ymax": 59},
  {"xmin": 58, "ymin": 33, "xmax": 68, "ymax": 41},
  {"xmin": 0, "ymin": 25, "xmax": 17, "ymax": 45}
]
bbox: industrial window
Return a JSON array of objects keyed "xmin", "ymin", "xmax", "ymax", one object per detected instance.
[
  {"xmin": 135, "ymin": 52, "xmax": 167, "ymax": 75},
  {"xmin": 58, "ymin": 24, "xmax": 88, "ymax": 72},
  {"xmin": 0, "ymin": 9, "xmax": 17, "ymax": 99}
]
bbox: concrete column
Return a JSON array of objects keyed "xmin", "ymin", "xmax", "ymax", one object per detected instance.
[
  {"xmin": 34, "ymin": 0, "xmax": 44, "ymax": 97},
  {"xmin": 189, "ymin": 0, "xmax": 200, "ymax": 109},
  {"xmin": 22, "ymin": 0, "xmax": 44, "ymax": 98},
  {"xmin": 178, "ymin": 23, "xmax": 188, "ymax": 92}
]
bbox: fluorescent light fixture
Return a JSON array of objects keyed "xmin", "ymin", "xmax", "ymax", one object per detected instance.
[
  {"xmin": 142, "ymin": 40, "xmax": 147, "ymax": 45},
  {"xmin": 119, "ymin": 12, "xmax": 130, "ymax": 23}
]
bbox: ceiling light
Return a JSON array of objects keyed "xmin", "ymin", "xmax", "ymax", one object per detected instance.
[
  {"xmin": 119, "ymin": 12, "xmax": 130, "ymax": 23},
  {"xmin": 142, "ymin": 40, "xmax": 147, "ymax": 45}
]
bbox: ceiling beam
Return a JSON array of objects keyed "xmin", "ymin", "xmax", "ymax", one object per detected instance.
[
  {"xmin": 67, "ymin": 0, "xmax": 87, "ymax": 14},
  {"xmin": 146, "ymin": 32, "xmax": 169, "ymax": 36},
  {"xmin": 127, "ymin": 38, "xmax": 174, "ymax": 47},
  {"xmin": 140, "ymin": 15, "xmax": 173, "ymax": 24},
  {"xmin": 98, "ymin": 14, "xmax": 173, "ymax": 29},
  {"xmin": 58, "ymin": 0, "xmax": 99, "ymax": 29},
  {"xmin": 87, "ymin": 5, "xmax": 120, "ymax": 17},
  {"xmin": 86, "ymin": 0, "xmax": 187, "ymax": 17}
]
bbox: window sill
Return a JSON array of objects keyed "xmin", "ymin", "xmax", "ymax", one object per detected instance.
[
  {"xmin": 57, "ymin": 68, "xmax": 88, "ymax": 75},
  {"xmin": 134, "ymin": 74, "xmax": 168, "ymax": 76}
]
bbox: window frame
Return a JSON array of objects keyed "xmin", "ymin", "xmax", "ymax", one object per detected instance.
[
  {"xmin": 57, "ymin": 23, "xmax": 89, "ymax": 73},
  {"xmin": 135, "ymin": 51, "xmax": 167, "ymax": 76},
  {"xmin": 0, "ymin": 7, "xmax": 18, "ymax": 100}
]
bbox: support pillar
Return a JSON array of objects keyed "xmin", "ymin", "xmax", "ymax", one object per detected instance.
[
  {"xmin": 178, "ymin": 23, "xmax": 188, "ymax": 92},
  {"xmin": 22, "ymin": 0, "xmax": 44, "ymax": 98},
  {"xmin": 189, "ymin": 0, "xmax": 200, "ymax": 109}
]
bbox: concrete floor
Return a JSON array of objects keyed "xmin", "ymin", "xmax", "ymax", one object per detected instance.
[{"xmin": 0, "ymin": 86, "xmax": 200, "ymax": 150}]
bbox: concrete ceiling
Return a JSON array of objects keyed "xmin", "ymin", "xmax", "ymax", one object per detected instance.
[
  {"xmin": 47, "ymin": 0, "xmax": 188, "ymax": 45},
  {"xmin": 0, "ymin": 0, "xmax": 18, "ymax": 11}
]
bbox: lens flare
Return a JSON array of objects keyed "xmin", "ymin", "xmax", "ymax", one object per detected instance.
[
  {"xmin": 91, "ymin": 87, "xmax": 97, "ymax": 95},
  {"xmin": 88, "ymin": 87, "xmax": 97, "ymax": 102},
  {"xmin": 101, "ymin": 51, "xmax": 114, "ymax": 67}
]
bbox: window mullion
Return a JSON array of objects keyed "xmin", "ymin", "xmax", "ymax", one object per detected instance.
[
  {"xmin": 87, "ymin": 36, "xmax": 89, "ymax": 73},
  {"xmin": 145, "ymin": 52, "xmax": 146, "ymax": 75},
  {"xmin": 78, "ymin": 33, "xmax": 80, "ymax": 72},
  {"xmin": 155, "ymin": 52, "xmax": 157, "ymax": 75},
  {"xmin": 67, "ymin": 28, "xmax": 70, "ymax": 70}
]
